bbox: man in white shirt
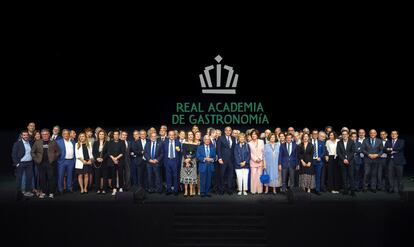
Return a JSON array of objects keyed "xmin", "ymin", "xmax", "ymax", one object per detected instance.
[{"xmin": 56, "ymin": 129, "xmax": 75, "ymax": 194}]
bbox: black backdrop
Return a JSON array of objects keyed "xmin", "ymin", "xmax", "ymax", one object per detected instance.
[{"xmin": 1, "ymin": 16, "xmax": 412, "ymax": 173}]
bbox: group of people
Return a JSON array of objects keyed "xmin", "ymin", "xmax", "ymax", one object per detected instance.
[{"xmin": 12, "ymin": 122, "xmax": 407, "ymax": 200}]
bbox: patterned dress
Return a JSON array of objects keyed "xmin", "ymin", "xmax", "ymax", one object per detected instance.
[{"xmin": 180, "ymin": 142, "xmax": 198, "ymax": 184}]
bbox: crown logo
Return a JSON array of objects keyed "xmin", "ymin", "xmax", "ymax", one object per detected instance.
[{"xmin": 199, "ymin": 55, "xmax": 238, "ymax": 94}]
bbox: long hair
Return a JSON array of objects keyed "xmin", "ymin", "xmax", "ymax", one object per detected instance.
[{"xmin": 77, "ymin": 132, "xmax": 89, "ymax": 149}]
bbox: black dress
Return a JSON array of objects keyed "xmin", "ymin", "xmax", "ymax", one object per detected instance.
[{"xmin": 298, "ymin": 143, "xmax": 315, "ymax": 189}]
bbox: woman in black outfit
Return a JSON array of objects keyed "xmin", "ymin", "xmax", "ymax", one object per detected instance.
[
  {"xmin": 107, "ymin": 130, "xmax": 125, "ymax": 196},
  {"xmin": 297, "ymin": 133, "xmax": 315, "ymax": 193},
  {"xmin": 93, "ymin": 130, "xmax": 108, "ymax": 194}
]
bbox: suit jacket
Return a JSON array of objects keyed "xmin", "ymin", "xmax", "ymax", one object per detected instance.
[
  {"xmin": 216, "ymin": 135, "xmax": 236, "ymax": 162},
  {"xmin": 31, "ymin": 140, "xmax": 60, "ymax": 165},
  {"xmin": 163, "ymin": 139, "xmax": 181, "ymax": 164},
  {"xmin": 130, "ymin": 139, "xmax": 147, "ymax": 162},
  {"xmin": 337, "ymin": 139, "xmax": 355, "ymax": 164},
  {"xmin": 196, "ymin": 144, "xmax": 216, "ymax": 173},
  {"xmin": 56, "ymin": 138, "xmax": 76, "ymax": 163},
  {"xmin": 278, "ymin": 142, "xmax": 298, "ymax": 169},
  {"xmin": 361, "ymin": 138, "xmax": 383, "ymax": 162},
  {"xmin": 75, "ymin": 143, "xmax": 94, "ymax": 169},
  {"xmin": 353, "ymin": 141, "xmax": 364, "ymax": 165},
  {"xmin": 92, "ymin": 141, "xmax": 108, "ymax": 167},
  {"xmin": 384, "ymin": 139, "xmax": 406, "ymax": 165},
  {"xmin": 234, "ymin": 143, "xmax": 251, "ymax": 169},
  {"xmin": 311, "ymin": 139, "xmax": 325, "ymax": 160},
  {"xmin": 11, "ymin": 140, "xmax": 32, "ymax": 166},
  {"xmin": 144, "ymin": 140, "xmax": 164, "ymax": 163},
  {"xmin": 123, "ymin": 140, "xmax": 131, "ymax": 166}
]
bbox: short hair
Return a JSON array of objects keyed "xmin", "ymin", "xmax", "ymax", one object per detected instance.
[
  {"xmin": 84, "ymin": 127, "xmax": 93, "ymax": 133},
  {"xmin": 250, "ymin": 129, "xmax": 259, "ymax": 137},
  {"xmin": 350, "ymin": 132, "xmax": 357, "ymax": 137},
  {"xmin": 391, "ymin": 130, "xmax": 399, "ymax": 135},
  {"xmin": 113, "ymin": 130, "xmax": 120, "ymax": 135},
  {"xmin": 62, "ymin": 129, "xmax": 70, "ymax": 134},
  {"xmin": 286, "ymin": 133, "xmax": 293, "ymax": 138},
  {"xmin": 341, "ymin": 130, "xmax": 349, "ymax": 135},
  {"xmin": 121, "ymin": 130, "xmax": 128, "ymax": 135},
  {"xmin": 41, "ymin": 128, "xmax": 50, "ymax": 134},
  {"xmin": 380, "ymin": 130, "xmax": 387, "ymax": 134},
  {"xmin": 20, "ymin": 130, "xmax": 29, "ymax": 135},
  {"xmin": 237, "ymin": 132, "xmax": 246, "ymax": 141}
]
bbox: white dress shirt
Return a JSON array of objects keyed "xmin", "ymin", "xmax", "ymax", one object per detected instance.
[{"xmin": 64, "ymin": 139, "xmax": 74, "ymax": 159}]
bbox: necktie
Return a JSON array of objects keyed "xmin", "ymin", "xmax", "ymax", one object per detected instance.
[
  {"xmin": 206, "ymin": 146, "xmax": 210, "ymax": 158},
  {"xmin": 392, "ymin": 140, "xmax": 395, "ymax": 148},
  {"xmin": 151, "ymin": 141, "xmax": 155, "ymax": 159},
  {"xmin": 227, "ymin": 136, "xmax": 230, "ymax": 146},
  {"xmin": 169, "ymin": 141, "xmax": 174, "ymax": 158},
  {"xmin": 371, "ymin": 139, "xmax": 375, "ymax": 148},
  {"xmin": 288, "ymin": 143, "xmax": 291, "ymax": 156},
  {"xmin": 313, "ymin": 140, "xmax": 317, "ymax": 158}
]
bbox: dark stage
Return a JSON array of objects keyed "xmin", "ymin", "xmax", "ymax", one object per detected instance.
[{"xmin": 1, "ymin": 174, "xmax": 414, "ymax": 247}]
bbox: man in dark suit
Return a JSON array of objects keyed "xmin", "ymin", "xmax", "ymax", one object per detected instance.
[
  {"xmin": 378, "ymin": 130, "xmax": 389, "ymax": 191},
  {"xmin": 121, "ymin": 131, "xmax": 131, "ymax": 190},
  {"xmin": 361, "ymin": 129, "xmax": 383, "ymax": 193},
  {"xmin": 130, "ymin": 130, "xmax": 148, "ymax": 189},
  {"xmin": 337, "ymin": 130, "xmax": 356, "ymax": 196},
  {"xmin": 385, "ymin": 130, "xmax": 406, "ymax": 193},
  {"xmin": 351, "ymin": 132, "xmax": 364, "ymax": 191},
  {"xmin": 12, "ymin": 130, "xmax": 34, "ymax": 200},
  {"xmin": 216, "ymin": 126, "xmax": 236, "ymax": 195},
  {"xmin": 144, "ymin": 132, "xmax": 164, "ymax": 193},
  {"xmin": 311, "ymin": 130, "xmax": 325, "ymax": 195},
  {"xmin": 163, "ymin": 130, "xmax": 181, "ymax": 195},
  {"xmin": 278, "ymin": 133, "xmax": 298, "ymax": 193}
]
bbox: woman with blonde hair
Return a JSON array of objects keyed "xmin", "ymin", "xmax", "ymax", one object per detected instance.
[
  {"xmin": 75, "ymin": 132, "xmax": 94, "ymax": 194},
  {"xmin": 248, "ymin": 129, "xmax": 265, "ymax": 194}
]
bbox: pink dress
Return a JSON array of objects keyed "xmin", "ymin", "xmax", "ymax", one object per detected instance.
[{"xmin": 248, "ymin": 139, "xmax": 264, "ymax": 194}]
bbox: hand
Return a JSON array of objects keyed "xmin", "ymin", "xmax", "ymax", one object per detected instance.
[
  {"xmin": 240, "ymin": 161, "xmax": 245, "ymax": 167},
  {"xmin": 278, "ymin": 165, "xmax": 282, "ymax": 171},
  {"xmin": 97, "ymin": 158, "xmax": 103, "ymax": 163},
  {"xmin": 344, "ymin": 159, "xmax": 349, "ymax": 165},
  {"xmin": 307, "ymin": 162, "xmax": 311, "ymax": 167},
  {"xmin": 296, "ymin": 165, "xmax": 299, "ymax": 171},
  {"xmin": 130, "ymin": 152, "xmax": 135, "ymax": 156},
  {"xmin": 16, "ymin": 163, "xmax": 20, "ymax": 167},
  {"xmin": 218, "ymin": 159, "xmax": 224, "ymax": 165},
  {"xmin": 317, "ymin": 157, "xmax": 321, "ymax": 161},
  {"xmin": 325, "ymin": 156, "xmax": 329, "ymax": 162},
  {"xmin": 154, "ymin": 159, "xmax": 159, "ymax": 164}
]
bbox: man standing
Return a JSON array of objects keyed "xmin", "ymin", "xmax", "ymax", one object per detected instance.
[
  {"xmin": 351, "ymin": 132, "xmax": 364, "ymax": 191},
  {"xmin": 378, "ymin": 130, "xmax": 389, "ymax": 191},
  {"xmin": 197, "ymin": 135, "xmax": 216, "ymax": 197},
  {"xmin": 361, "ymin": 129, "xmax": 383, "ymax": 193},
  {"xmin": 56, "ymin": 129, "xmax": 76, "ymax": 195},
  {"xmin": 121, "ymin": 131, "xmax": 131, "ymax": 190},
  {"xmin": 311, "ymin": 129, "xmax": 325, "ymax": 195},
  {"xmin": 216, "ymin": 126, "xmax": 236, "ymax": 195},
  {"xmin": 386, "ymin": 130, "xmax": 406, "ymax": 193},
  {"xmin": 51, "ymin": 125, "xmax": 61, "ymax": 141},
  {"xmin": 278, "ymin": 133, "xmax": 298, "ymax": 193},
  {"xmin": 31, "ymin": 129, "xmax": 60, "ymax": 198},
  {"xmin": 144, "ymin": 132, "xmax": 164, "ymax": 193},
  {"xmin": 12, "ymin": 130, "xmax": 34, "ymax": 200},
  {"xmin": 163, "ymin": 130, "xmax": 180, "ymax": 195},
  {"xmin": 337, "ymin": 130, "xmax": 356, "ymax": 196}
]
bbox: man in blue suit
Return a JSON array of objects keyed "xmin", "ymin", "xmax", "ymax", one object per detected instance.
[
  {"xmin": 144, "ymin": 132, "xmax": 164, "ymax": 193},
  {"xmin": 385, "ymin": 130, "xmax": 406, "ymax": 193},
  {"xmin": 163, "ymin": 130, "xmax": 181, "ymax": 195},
  {"xmin": 278, "ymin": 133, "xmax": 298, "ymax": 193},
  {"xmin": 351, "ymin": 132, "xmax": 364, "ymax": 191},
  {"xmin": 56, "ymin": 129, "xmax": 76, "ymax": 194},
  {"xmin": 197, "ymin": 135, "xmax": 216, "ymax": 197},
  {"xmin": 311, "ymin": 130, "xmax": 325, "ymax": 195},
  {"xmin": 361, "ymin": 129, "xmax": 383, "ymax": 193},
  {"xmin": 216, "ymin": 126, "xmax": 236, "ymax": 195},
  {"xmin": 12, "ymin": 130, "xmax": 34, "ymax": 200}
]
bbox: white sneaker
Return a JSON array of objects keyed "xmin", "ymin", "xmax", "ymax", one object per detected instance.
[
  {"xmin": 24, "ymin": 192, "xmax": 34, "ymax": 197},
  {"xmin": 112, "ymin": 189, "xmax": 117, "ymax": 196},
  {"xmin": 238, "ymin": 191, "xmax": 242, "ymax": 195},
  {"xmin": 39, "ymin": 193, "xmax": 46, "ymax": 199},
  {"xmin": 48, "ymin": 193, "xmax": 54, "ymax": 199},
  {"xmin": 243, "ymin": 191, "xmax": 248, "ymax": 196},
  {"xmin": 119, "ymin": 188, "xmax": 123, "ymax": 193}
]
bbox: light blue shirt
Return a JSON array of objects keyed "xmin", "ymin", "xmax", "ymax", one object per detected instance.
[{"xmin": 21, "ymin": 140, "xmax": 32, "ymax": 162}]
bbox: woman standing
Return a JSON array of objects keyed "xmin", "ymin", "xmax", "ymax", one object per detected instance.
[
  {"xmin": 75, "ymin": 132, "xmax": 94, "ymax": 194},
  {"xmin": 234, "ymin": 133, "xmax": 250, "ymax": 195},
  {"xmin": 298, "ymin": 133, "xmax": 315, "ymax": 193},
  {"xmin": 248, "ymin": 129, "xmax": 264, "ymax": 194},
  {"xmin": 180, "ymin": 131, "xmax": 198, "ymax": 197},
  {"xmin": 263, "ymin": 133, "xmax": 280, "ymax": 194},
  {"xmin": 93, "ymin": 130, "xmax": 108, "ymax": 194},
  {"xmin": 194, "ymin": 131, "xmax": 202, "ymax": 196},
  {"xmin": 325, "ymin": 131, "xmax": 341, "ymax": 193}
]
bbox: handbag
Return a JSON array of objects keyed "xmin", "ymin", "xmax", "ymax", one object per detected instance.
[{"xmin": 260, "ymin": 169, "xmax": 270, "ymax": 184}]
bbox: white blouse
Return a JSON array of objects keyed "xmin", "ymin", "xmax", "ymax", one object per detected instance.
[{"xmin": 325, "ymin": 139, "xmax": 338, "ymax": 157}]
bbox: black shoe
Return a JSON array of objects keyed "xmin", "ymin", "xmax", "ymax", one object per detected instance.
[
  {"xmin": 67, "ymin": 190, "xmax": 73, "ymax": 194},
  {"xmin": 342, "ymin": 190, "xmax": 349, "ymax": 195},
  {"xmin": 388, "ymin": 189, "xmax": 395, "ymax": 194},
  {"xmin": 314, "ymin": 191, "xmax": 321, "ymax": 196},
  {"xmin": 174, "ymin": 192, "xmax": 179, "ymax": 196},
  {"xmin": 206, "ymin": 194, "xmax": 212, "ymax": 197},
  {"xmin": 362, "ymin": 189, "xmax": 367, "ymax": 193},
  {"xmin": 351, "ymin": 191, "xmax": 356, "ymax": 197},
  {"xmin": 227, "ymin": 191, "xmax": 233, "ymax": 195},
  {"xmin": 201, "ymin": 194, "xmax": 206, "ymax": 198},
  {"xmin": 166, "ymin": 192, "xmax": 172, "ymax": 196},
  {"xmin": 371, "ymin": 189, "xmax": 377, "ymax": 193}
]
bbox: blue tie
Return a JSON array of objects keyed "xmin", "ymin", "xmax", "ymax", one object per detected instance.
[
  {"xmin": 169, "ymin": 141, "xmax": 174, "ymax": 158},
  {"xmin": 206, "ymin": 146, "xmax": 210, "ymax": 158},
  {"xmin": 151, "ymin": 142, "xmax": 155, "ymax": 159},
  {"xmin": 371, "ymin": 139, "xmax": 375, "ymax": 148},
  {"xmin": 288, "ymin": 143, "xmax": 291, "ymax": 156}
]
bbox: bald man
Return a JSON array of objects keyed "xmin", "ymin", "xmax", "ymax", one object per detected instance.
[{"xmin": 361, "ymin": 129, "xmax": 383, "ymax": 193}]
